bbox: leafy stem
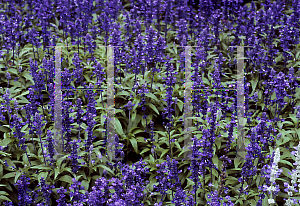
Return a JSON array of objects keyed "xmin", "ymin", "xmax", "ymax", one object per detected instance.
[{"xmin": 38, "ymin": 133, "xmax": 47, "ymax": 167}]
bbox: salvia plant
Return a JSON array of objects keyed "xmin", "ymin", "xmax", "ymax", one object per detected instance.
[{"xmin": 1, "ymin": 0, "xmax": 300, "ymax": 205}]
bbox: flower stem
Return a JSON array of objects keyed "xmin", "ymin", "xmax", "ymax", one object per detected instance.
[
  {"xmin": 150, "ymin": 72, "xmax": 154, "ymax": 93},
  {"xmin": 202, "ymin": 167, "xmax": 206, "ymax": 198},
  {"xmin": 31, "ymin": 133, "xmax": 36, "ymax": 155},
  {"xmin": 38, "ymin": 134, "xmax": 47, "ymax": 166},
  {"xmin": 32, "ymin": 45, "xmax": 37, "ymax": 63},
  {"xmin": 127, "ymin": 110, "xmax": 131, "ymax": 135},
  {"xmin": 25, "ymin": 149, "xmax": 32, "ymax": 166},
  {"xmin": 100, "ymin": 91, "xmax": 104, "ymax": 109},
  {"xmin": 168, "ymin": 128, "xmax": 172, "ymax": 159},
  {"xmin": 12, "ymin": 47, "xmax": 14, "ymax": 66},
  {"xmin": 238, "ymin": 176, "xmax": 245, "ymax": 200}
]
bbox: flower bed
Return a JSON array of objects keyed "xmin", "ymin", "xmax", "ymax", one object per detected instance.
[{"xmin": 0, "ymin": 0, "xmax": 300, "ymax": 205}]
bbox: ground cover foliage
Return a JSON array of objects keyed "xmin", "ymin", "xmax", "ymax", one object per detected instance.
[{"xmin": 1, "ymin": 0, "xmax": 300, "ymax": 205}]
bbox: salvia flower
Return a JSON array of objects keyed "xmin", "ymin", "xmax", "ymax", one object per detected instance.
[
  {"xmin": 124, "ymin": 100, "xmax": 135, "ymax": 111},
  {"xmin": 6, "ymin": 72, "xmax": 11, "ymax": 80},
  {"xmin": 138, "ymin": 84, "xmax": 149, "ymax": 113},
  {"xmin": 72, "ymin": 52, "xmax": 83, "ymax": 87},
  {"xmin": 114, "ymin": 134, "xmax": 124, "ymax": 159},
  {"xmin": 85, "ymin": 177, "xmax": 109, "ymax": 205},
  {"xmin": 56, "ymin": 186, "xmax": 68, "ymax": 206},
  {"xmin": 45, "ymin": 130, "xmax": 55, "ymax": 166},
  {"xmin": 187, "ymin": 135, "xmax": 202, "ymax": 202},
  {"xmin": 69, "ymin": 178, "xmax": 86, "ymax": 204},
  {"xmin": 62, "ymin": 99, "xmax": 75, "ymax": 153},
  {"xmin": 36, "ymin": 177, "xmax": 55, "ymax": 206},
  {"xmin": 83, "ymin": 84, "xmax": 97, "ymax": 153},
  {"xmin": 2, "ymin": 88, "xmax": 12, "ymax": 123},
  {"xmin": 284, "ymin": 143, "xmax": 300, "ymax": 205},
  {"xmin": 149, "ymin": 120, "xmax": 155, "ymax": 144},
  {"xmin": 83, "ymin": 32, "xmax": 96, "ymax": 59},
  {"xmin": 154, "ymin": 160, "xmax": 172, "ymax": 203},
  {"xmin": 207, "ymin": 190, "xmax": 222, "ymax": 205},
  {"xmin": 166, "ymin": 156, "xmax": 187, "ymax": 205},
  {"xmin": 92, "ymin": 61, "xmax": 106, "ymax": 87},
  {"xmin": 29, "ymin": 59, "xmax": 46, "ymax": 106},
  {"xmin": 3, "ymin": 201, "xmax": 13, "ymax": 206},
  {"xmin": 15, "ymin": 174, "xmax": 33, "ymax": 206},
  {"xmin": 0, "ymin": 104, "xmax": 5, "ymax": 121},
  {"xmin": 68, "ymin": 139, "xmax": 82, "ymax": 174},
  {"xmin": 263, "ymin": 148, "xmax": 282, "ymax": 204},
  {"xmin": 137, "ymin": 83, "xmax": 149, "ymax": 137},
  {"xmin": 33, "ymin": 112, "xmax": 47, "ymax": 166}
]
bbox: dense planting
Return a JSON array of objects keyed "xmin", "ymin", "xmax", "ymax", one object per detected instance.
[{"xmin": 1, "ymin": 0, "xmax": 300, "ymax": 205}]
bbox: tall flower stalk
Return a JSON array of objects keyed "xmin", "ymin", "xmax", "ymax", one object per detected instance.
[
  {"xmin": 15, "ymin": 174, "xmax": 33, "ymax": 206},
  {"xmin": 162, "ymin": 59, "xmax": 177, "ymax": 159},
  {"xmin": 83, "ymin": 83, "xmax": 97, "ymax": 170},
  {"xmin": 33, "ymin": 112, "xmax": 47, "ymax": 166},
  {"xmin": 10, "ymin": 104, "xmax": 32, "ymax": 166},
  {"xmin": 263, "ymin": 148, "xmax": 282, "ymax": 205},
  {"xmin": 284, "ymin": 143, "xmax": 300, "ymax": 205}
]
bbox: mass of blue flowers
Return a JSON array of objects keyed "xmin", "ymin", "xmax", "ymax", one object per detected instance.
[{"xmin": 0, "ymin": 0, "xmax": 300, "ymax": 205}]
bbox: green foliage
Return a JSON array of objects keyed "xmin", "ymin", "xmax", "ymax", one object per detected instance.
[{"xmin": 1, "ymin": 1, "xmax": 300, "ymax": 206}]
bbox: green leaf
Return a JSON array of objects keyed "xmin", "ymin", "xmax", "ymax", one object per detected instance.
[
  {"xmin": 160, "ymin": 148, "xmax": 169, "ymax": 159},
  {"xmin": 296, "ymin": 50, "xmax": 300, "ymax": 60},
  {"xmin": 141, "ymin": 117, "xmax": 146, "ymax": 128},
  {"xmin": 145, "ymin": 93, "xmax": 159, "ymax": 102},
  {"xmin": 59, "ymin": 175, "xmax": 73, "ymax": 184},
  {"xmin": 174, "ymin": 141, "xmax": 181, "ymax": 150},
  {"xmin": 202, "ymin": 77, "xmax": 210, "ymax": 86},
  {"xmin": 132, "ymin": 99, "xmax": 140, "ymax": 111},
  {"xmin": 4, "ymin": 51, "xmax": 13, "ymax": 62},
  {"xmin": 92, "ymin": 175, "xmax": 100, "ymax": 181},
  {"xmin": 1, "ymin": 172, "xmax": 15, "ymax": 179},
  {"xmin": 0, "ymin": 195, "xmax": 11, "ymax": 201},
  {"xmin": 234, "ymin": 158, "xmax": 244, "ymax": 168},
  {"xmin": 23, "ymin": 71, "xmax": 34, "ymax": 85},
  {"xmin": 37, "ymin": 172, "xmax": 48, "ymax": 183},
  {"xmin": 0, "ymin": 151, "xmax": 11, "ymax": 157},
  {"xmin": 279, "ymin": 159, "xmax": 294, "ymax": 167},
  {"xmin": 130, "ymin": 138, "xmax": 138, "ymax": 153},
  {"xmin": 98, "ymin": 164, "xmax": 114, "ymax": 175},
  {"xmin": 131, "ymin": 127, "xmax": 144, "ymax": 135},
  {"xmin": 56, "ymin": 154, "xmax": 69, "ymax": 169},
  {"xmin": 14, "ymin": 170, "xmax": 23, "ymax": 184},
  {"xmin": 207, "ymin": 54, "xmax": 218, "ymax": 60},
  {"xmin": 31, "ymin": 165, "xmax": 52, "ymax": 170},
  {"xmin": 215, "ymin": 138, "xmax": 221, "ymax": 150},
  {"xmin": 250, "ymin": 77, "xmax": 258, "ymax": 96},
  {"xmin": 116, "ymin": 91, "xmax": 130, "ymax": 98},
  {"xmin": 54, "ymin": 167, "xmax": 60, "ymax": 180},
  {"xmin": 0, "ymin": 137, "xmax": 13, "ymax": 146},
  {"xmin": 115, "ymin": 118, "xmax": 124, "ymax": 136},
  {"xmin": 115, "ymin": 109, "xmax": 126, "ymax": 116},
  {"xmin": 282, "ymin": 121, "xmax": 293, "ymax": 127},
  {"xmin": 81, "ymin": 180, "xmax": 89, "ymax": 190},
  {"xmin": 285, "ymin": 51, "xmax": 294, "ymax": 58},
  {"xmin": 147, "ymin": 102, "xmax": 159, "ymax": 115},
  {"xmin": 177, "ymin": 99, "xmax": 183, "ymax": 112},
  {"xmin": 140, "ymin": 148, "xmax": 150, "ymax": 155},
  {"xmin": 281, "ymin": 167, "xmax": 292, "ymax": 178},
  {"xmin": 221, "ymin": 42, "xmax": 228, "ymax": 51},
  {"xmin": 14, "ymin": 90, "xmax": 29, "ymax": 99},
  {"xmin": 0, "ymin": 191, "xmax": 9, "ymax": 196},
  {"xmin": 9, "ymin": 68, "xmax": 18, "ymax": 75}
]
